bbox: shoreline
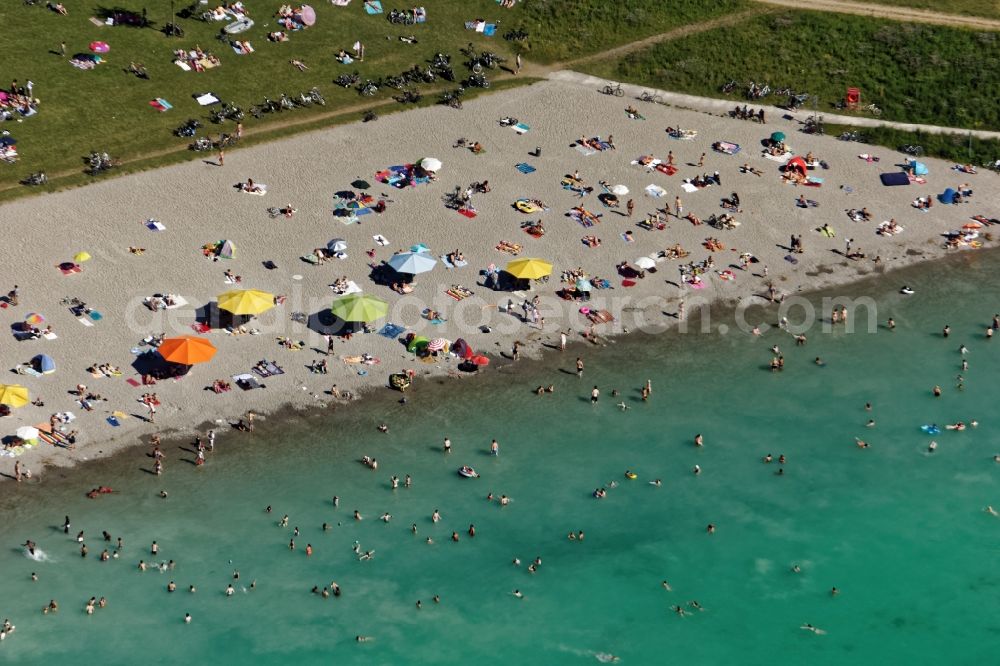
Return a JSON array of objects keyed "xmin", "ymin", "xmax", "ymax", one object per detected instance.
[{"xmin": 0, "ymin": 77, "xmax": 996, "ymax": 483}]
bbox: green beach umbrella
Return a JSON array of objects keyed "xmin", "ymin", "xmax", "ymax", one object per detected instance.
[
  {"xmin": 330, "ymin": 293, "xmax": 388, "ymax": 323},
  {"xmin": 770, "ymin": 131, "xmax": 785, "ymax": 142}
]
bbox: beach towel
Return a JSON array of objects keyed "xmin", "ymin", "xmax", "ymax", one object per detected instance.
[
  {"xmin": 763, "ymin": 151, "xmax": 793, "ymax": 162},
  {"xmin": 373, "ymin": 234, "xmax": 390, "ymax": 246},
  {"xmin": 440, "ymin": 255, "xmax": 468, "ymax": 269},
  {"xmin": 880, "ymin": 172, "xmax": 909, "ymax": 187},
  {"xmin": 174, "ymin": 60, "xmax": 192, "ymax": 71},
  {"xmin": 457, "ymin": 208, "xmax": 477, "ymax": 219},
  {"xmin": 515, "ymin": 163, "xmax": 536, "ymax": 174},
  {"xmin": 645, "ymin": 184, "xmax": 667, "ymax": 198},
  {"xmin": 713, "ymin": 142, "xmax": 740, "ymax": 155},
  {"xmin": 146, "ymin": 219, "xmax": 166, "ymax": 231},
  {"xmin": 483, "ymin": 23, "xmax": 496, "ymax": 36},
  {"xmin": 378, "ymin": 323, "xmax": 406, "ymax": 339},
  {"xmin": 655, "ymin": 164, "xmax": 678, "ymax": 176},
  {"xmin": 89, "ymin": 16, "xmax": 105, "ymax": 26},
  {"xmin": 784, "ymin": 254, "xmax": 799, "ymax": 264},
  {"xmin": 446, "ymin": 286, "xmax": 474, "ymax": 301},
  {"xmin": 332, "ymin": 0, "xmax": 352, "ymax": 5},
  {"xmin": 513, "ymin": 123, "xmax": 530, "ymax": 134},
  {"xmin": 364, "ymin": 0, "xmax": 383, "ymax": 13},
  {"xmin": 149, "ymin": 98, "xmax": 172, "ymax": 112},
  {"xmin": 233, "ymin": 373, "xmax": 263, "ymax": 390},
  {"xmin": 621, "ymin": 233, "xmax": 634, "ymax": 243},
  {"xmin": 681, "ymin": 182, "xmax": 699, "ymax": 193},
  {"xmin": 574, "ymin": 144, "xmax": 597, "ymax": 157}
]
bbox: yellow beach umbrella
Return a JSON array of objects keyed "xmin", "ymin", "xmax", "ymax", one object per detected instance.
[
  {"xmin": 74, "ymin": 251, "xmax": 92, "ymax": 263},
  {"xmin": 217, "ymin": 289, "xmax": 275, "ymax": 316},
  {"xmin": 0, "ymin": 384, "xmax": 30, "ymax": 408},
  {"xmin": 506, "ymin": 258, "xmax": 553, "ymax": 280}
]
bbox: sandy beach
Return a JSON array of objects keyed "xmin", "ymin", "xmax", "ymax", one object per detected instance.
[{"xmin": 1, "ymin": 77, "xmax": 996, "ymax": 478}]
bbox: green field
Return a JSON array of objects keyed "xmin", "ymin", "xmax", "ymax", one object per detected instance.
[
  {"xmin": 582, "ymin": 10, "xmax": 1000, "ymax": 131},
  {"xmin": 513, "ymin": 0, "xmax": 748, "ymax": 63},
  {"xmin": 858, "ymin": 0, "xmax": 1000, "ymax": 20},
  {"xmin": 0, "ymin": 0, "xmax": 750, "ymax": 195}
]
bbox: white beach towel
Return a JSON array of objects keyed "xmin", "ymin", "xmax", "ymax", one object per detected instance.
[
  {"xmin": 681, "ymin": 182, "xmax": 699, "ymax": 193},
  {"xmin": 373, "ymin": 235, "xmax": 390, "ymax": 246},
  {"xmin": 195, "ymin": 93, "xmax": 220, "ymax": 106}
]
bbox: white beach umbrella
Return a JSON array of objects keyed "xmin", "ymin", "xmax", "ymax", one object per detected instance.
[
  {"xmin": 16, "ymin": 426, "xmax": 39, "ymax": 441},
  {"xmin": 645, "ymin": 184, "xmax": 666, "ymax": 198},
  {"xmin": 327, "ymin": 238, "xmax": 348, "ymax": 252},
  {"xmin": 610, "ymin": 184, "xmax": 629, "ymax": 196},
  {"xmin": 635, "ymin": 256, "xmax": 656, "ymax": 270},
  {"xmin": 419, "ymin": 157, "xmax": 442, "ymax": 172}
]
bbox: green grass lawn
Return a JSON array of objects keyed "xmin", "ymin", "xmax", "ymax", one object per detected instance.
[
  {"xmin": 512, "ymin": 0, "xmax": 748, "ymax": 63},
  {"xmin": 582, "ymin": 10, "xmax": 1000, "ymax": 131},
  {"xmin": 856, "ymin": 0, "xmax": 1000, "ymax": 20},
  {"xmin": 0, "ymin": 0, "xmax": 750, "ymax": 196}
]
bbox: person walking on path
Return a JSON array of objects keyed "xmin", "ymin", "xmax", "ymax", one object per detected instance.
[
  {"xmin": 515, "ymin": 53, "xmax": 522, "ymax": 74},
  {"xmin": 218, "ymin": 149, "xmax": 224, "ymax": 167}
]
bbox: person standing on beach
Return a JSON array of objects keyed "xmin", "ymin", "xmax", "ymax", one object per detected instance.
[
  {"xmin": 626, "ymin": 199, "xmax": 634, "ymax": 217},
  {"xmin": 491, "ymin": 439, "xmax": 499, "ymax": 456},
  {"xmin": 515, "ymin": 53, "xmax": 522, "ymax": 74},
  {"xmin": 674, "ymin": 196, "xmax": 683, "ymax": 217},
  {"xmin": 591, "ymin": 386, "xmax": 600, "ymax": 404},
  {"xmin": 576, "ymin": 358, "xmax": 584, "ymax": 378},
  {"xmin": 698, "ymin": 153, "xmax": 705, "ymax": 167},
  {"xmin": 218, "ymin": 149, "xmax": 224, "ymax": 167},
  {"xmin": 247, "ymin": 411, "xmax": 255, "ymax": 433},
  {"xmin": 560, "ymin": 331, "xmax": 567, "ymax": 351}
]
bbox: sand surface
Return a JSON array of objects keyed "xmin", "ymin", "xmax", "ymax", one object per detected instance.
[{"xmin": 0, "ymin": 78, "xmax": 996, "ymax": 478}]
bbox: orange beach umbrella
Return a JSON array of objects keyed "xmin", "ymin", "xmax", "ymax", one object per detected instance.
[{"xmin": 157, "ymin": 336, "xmax": 217, "ymax": 365}]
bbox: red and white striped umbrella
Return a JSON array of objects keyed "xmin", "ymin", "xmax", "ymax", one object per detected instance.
[{"xmin": 427, "ymin": 338, "xmax": 449, "ymax": 352}]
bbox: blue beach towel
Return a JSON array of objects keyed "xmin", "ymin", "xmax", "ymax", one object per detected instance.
[
  {"xmin": 483, "ymin": 23, "xmax": 496, "ymax": 36},
  {"xmin": 365, "ymin": 0, "xmax": 383, "ymax": 14},
  {"xmin": 378, "ymin": 323, "xmax": 406, "ymax": 339},
  {"xmin": 515, "ymin": 162, "xmax": 536, "ymax": 174}
]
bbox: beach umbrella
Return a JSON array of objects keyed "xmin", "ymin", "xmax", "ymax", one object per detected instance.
[
  {"xmin": 635, "ymin": 256, "xmax": 656, "ymax": 270},
  {"xmin": 770, "ymin": 131, "xmax": 786, "ymax": 142},
  {"xmin": 419, "ymin": 157, "xmax": 442, "ymax": 172},
  {"xmin": 452, "ymin": 338, "xmax": 473, "ymax": 359},
  {"xmin": 911, "ymin": 161, "xmax": 928, "ymax": 176},
  {"xmin": 506, "ymin": 258, "xmax": 553, "ymax": 280},
  {"xmin": 610, "ymin": 184, "xmax": 629, "ymax": 196},
  {"xmin": 0, "ymin": 384, "xmax": 29, "ymax": 408},
  {"xmin": 388, "ymin": 251, "xmax": 437, "ymax": 275},
  {"xmin": 24, "ymin": 313, "xmax": 44, "ymax": 326},
  {"xmin": 89, "ymin": 41, "xmax": 110, "ymax": 53},
  {"xmin": 575, "ymin": 278, "xmax": 592, "ymax": 292},
  {"xmin": 217, "ymin": 240, "xmax": 235, "ymax": 259},
  {"xmin": 426, "ymin": 338, "xmax": 449, "ymax": 352},
  {"xmin": 158, "ymin": 336, "xmax": 217, "ymax": 365},
  {"xmin": 327, "ymin": 238, "xmax": 348, "ymax": 252},
  {"xmin": 15, "ymin": 426, "xmax": 39, "ymax": 441},
  {"xmin": 74, "ymin": 251, "xmax": 91, "ymax": 263},
  {"xmin": 407, "ymin": 336, "xmax": 429, "ymax": 353},
  {"xmin": 217, "ymin": 289, "xmax": 275, "ymax": 316},
  {"xmin": 331, "ymin": 293, "xmax": 388, "ymax": 323},
  {"xmin": 300, "ymin": 4, "xmax": 317, "ymax": 25},
  {"xmin": 645, "ymin": 184, "xmax": 666, "ymax": 198},
  {"xmin": 471, "ymin": 355, "xmax": 490, "ymax": 366},
  {"xmin": 31, "ymin": 354, "xmax": 55, "ymax": 375},
  {"xmin": 351, "ymin": 179, "xmax": 371, "ymax": 190}
]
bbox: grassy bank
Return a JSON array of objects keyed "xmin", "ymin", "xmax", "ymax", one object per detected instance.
[
  {"xmin": 821, "ymin": 122, "xmax": 1000, "ymax": 167},
  {"xmin": 581, "ymin": 10, "xmax": 1000, "ymax": 131},
  {"xmin": 513, "ymin": 0, "xmax": 748, "ymax": 63},
  {"xmin": 0, "ymin": 0, "xmax": 750, "ymax": 195}
]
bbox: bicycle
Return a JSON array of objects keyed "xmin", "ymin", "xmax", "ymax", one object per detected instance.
[
  {"xmin": 863, "ymin": 103, "xmax": 882, "ymax": 117},
  {"xmin": 720, "ymin": 80, "xmax": 737, "ymax": 94},
  {"xmin": 602, "ymin": 82, "xmax": 624, "ymax": 97},
  {"xmin": 900, "ymin": 145, "xmax": 923, "ymax": 157},
  {"xmin": 639, "ymin": 91, "xmax": 662, "ymax": 104}
]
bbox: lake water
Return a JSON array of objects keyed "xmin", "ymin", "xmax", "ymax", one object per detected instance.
[{"xmin": 1, "ymin": 250, "xmax": 998, "ymax": 665}]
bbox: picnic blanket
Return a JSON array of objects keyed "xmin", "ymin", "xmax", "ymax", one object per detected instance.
[
  {"xmin": 195, "ymin": 92, "xmax": 220, "ymax": 106},
  {"xmin": 445, "ymin": 286, "xmax": 474, "ymax": 301},
  {"xmin": 712, "ymin": 141, "xmax": 740, "ymax": 155},
  {"xmin": 149, "ymin": 98, "xmax": 172, "ymax": 112},
  {"xmin": 512, "ymin": 123, "xmax": 530, "ymax": 134},
  {"xmin": 515, "ymin": 162, "xmax": 536, "ymax": 174},
  {"xmin": 364, "ymin": 0, "xmax": 383, "ymax": 13},
  {"xmin": 146, "ymin": 219, "xmax": 166, "ymax": 231},
  {"xmin": 373, "ymin": 234, "xmax": 390, "ymax": 246},
  {"xmin": 253, "ymin": 361, "xmax": 285, "ymax": 378}
]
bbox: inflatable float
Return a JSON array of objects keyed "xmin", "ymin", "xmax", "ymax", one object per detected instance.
[{"xmin": 458, "ymin": 466, "xmax": 479, "ymax": 478}]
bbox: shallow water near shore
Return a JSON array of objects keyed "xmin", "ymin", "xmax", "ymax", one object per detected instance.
[{"xmin": 1, "ymin": 250, "xmax": 999, "ymax": 664}]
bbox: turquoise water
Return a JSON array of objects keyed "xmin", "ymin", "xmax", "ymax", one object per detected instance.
[{"xmin": 1, "ymin": 252, "xmax": 1000, "ymax": 664}]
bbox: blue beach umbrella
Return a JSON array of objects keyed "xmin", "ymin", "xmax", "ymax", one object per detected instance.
[{"xmin": 387, "ymin": 251, "xmax": 437, "ymax": 275}]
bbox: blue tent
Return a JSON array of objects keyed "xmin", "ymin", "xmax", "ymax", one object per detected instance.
[
  {"xmin": 32, "ymin": 354, "xmax": 56, "ymax": 374},
  {"xmin": 938, "ymin": 188, "xmax": 957, "ymax": 205},
  {"xmin": 909, "ymin": 160, "xmax": 928, "ymax": 176}
]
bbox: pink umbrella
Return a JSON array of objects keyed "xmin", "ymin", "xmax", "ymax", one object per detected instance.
[
  {"xmin": 89, "ymin": 41, "xmax": 110, "ymax": 54},
  {"xmin": 427, "ymin": 338, "xmax": 448, "ymax": 352},
  {"xmin": 299, "ymin": 5, "xmax": 316, "ymax": 26},
  {"xmin": 24, "ymin": 313, "xmax": 45, "ymax": 326}
]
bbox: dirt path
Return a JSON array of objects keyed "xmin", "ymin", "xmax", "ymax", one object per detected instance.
[{"xmin": 751, "ymin": 0, "xmax": 1000, "ymax": 30}]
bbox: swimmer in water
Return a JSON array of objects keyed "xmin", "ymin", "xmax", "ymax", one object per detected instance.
[
  {"xmin": 694, "ymin": 433, "xmax": 704, "ymax": 447},
  {"xmin": 800, "ymin": 624, "xmax": 827, "ymax": 635},
  {"xmin": 513, "ymin": 590, "xmax": 523, "ymax": 599},
  {"xmin": 855, "ymin": 438, "xmax": 870, "ymax": 449},
  {"xmin": 692, "ymin": 465, "xmax": 701, "ymax": 475},
  {"xmin": 986, "ymin": 506, "xmax": 999, "ymax": 517},
  {"xmin": 791, "ymin": 565, "xmax": 802, "ymax": 573},
  {"xmin": 650, "ymin": 479, "xmax": 662, "ymax": 486},
  {"xmin": 356, "ymin": 635, "xmax": 373, "ymax": 642},
  {"xmin": 928, "ymin": 441, "xmax": 937, "ymax": 453},
  {"xmin": 866, "ymin": 419, "xmax": 875, "ymax": 427},
  {"xmin": 661, "ymin": 580, "xmax": 672, "ymax": 591},
  {"xmin": 617, "ymin": 402, "xmax": 629, "ymax": 411}
]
